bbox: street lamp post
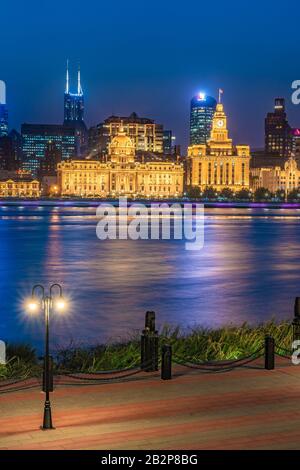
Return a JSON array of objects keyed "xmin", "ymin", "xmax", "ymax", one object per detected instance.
[{"xmin": 26, "ymin": 283, "xmax": 66, "ymax": 430}]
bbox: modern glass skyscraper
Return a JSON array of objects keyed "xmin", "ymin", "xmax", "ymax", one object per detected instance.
[
  {"xmin": 190, "ymin": 93, "xmax": 217, "ymax": 145},
  {"xmin": 0, "ymin": 80, "xmax": 8, "ymax": 137},
  {"xmin": 21, "ymin": 124, "xmax": 76, "ymax": 174},
  {"xmin": 63, "ymin": 62, "xmax": 87, "ymax": 156},
  {"xmin": 64, "ymin": 63, "xmax": 84, "ymax": 124}
]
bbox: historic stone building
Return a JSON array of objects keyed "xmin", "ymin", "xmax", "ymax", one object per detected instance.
[
  {"xmin": 0, "ymin": 175, "xmax": 40, "ymax": 197},
  {"xmin": 250, "ymin": 157, "xmax": 300, "ymax": 194},
  {"xmin": 187, "ymin": 100, "xmax": 250, "ymax": 191},
  {"xmin": 57, "ymin": 126, "xmax": 184, "ymax": 197}
]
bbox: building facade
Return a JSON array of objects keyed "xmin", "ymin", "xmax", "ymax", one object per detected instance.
[
  {"xmin": 250, "ymin": 157, "xmax": 300, "ymax": 194},
  {"xmin": 89, "ymin": 112, "xmax": 164, "ymax": 157},
  {"xmin": 58, "ymin": 127, "xmax": 183, "ymax": 197},
  {"xmin": 21, "ymin": 124, "xmax": 76, "ymax": 175},
  {"xmin": 190, "ymin": 93, "xmax": 217, "ymax": 145},
  {"xmin": 187, "ymin": 99, "xmax": 250, "ymax": 191},
  {"xmin": 0, "ymin": 80, "xmax": 8, "ymax": 137},
  {"xmin": 0, "ymin": 173, "xmax": 40, "ymax": 197},
  {"xmin": 265, "ymin": 98, "xmax": 292, "ymax": 158}
]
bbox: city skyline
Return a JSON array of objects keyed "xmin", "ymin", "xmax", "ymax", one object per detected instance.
[
  {"xmin": 1, "ymin": 0, "xmax": 299, "ymax": 151},
  {"xmin": 2, "ymin": 69, "xmax": 300, "ymax": 152}
]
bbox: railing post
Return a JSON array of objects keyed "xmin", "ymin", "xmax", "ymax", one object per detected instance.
[
  {"xmin": 161, "ymin": 345, "xmax": 172, "ymax": 380},
  {"xmin": 293, "ymin": 297, "xmax": 300, "ymax": 343},
  {"xmin": 145, "ymin": 311, "xmax": 156, "ymax": 332},
  {"xmin": 265, "ymin": 336, "xmax": 275, "ymax": 370},
  {"xmin": 141, "ymin": 311, "xmax": 158, "ymax": 372}
]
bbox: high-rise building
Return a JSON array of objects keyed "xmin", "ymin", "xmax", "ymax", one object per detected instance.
[
  {"xmin": 0, "ymin": 130, "xmax": 22, "ymax": 171},
  {"xmin": 88, "ymin": 125, "xmax": 102, "ymax": 159},
  {"xmin": 190, "ymin": 93, "xmax": 217, "ymax": 145},
  {"xmin": 92, "ymin": 112, "xmax": 164, "ymax": 156},
  {"xmin": 265, "ymin": 98, "xmax": 292, "ymax": 158},
  {"xmin": 291, "ymin": 128, "xmax": 300, "ymax": 166},
  {"xmin": 163, "ymin": 130, "xmax": 172, "ymax": 154},
  {"xmin": 187, "ymin": 95, "xmax": 250, "ymax": 191},
  {"xmin": 21, "ymin": 124, "xmax": 76, "ymax": 174},
  {"xmin": 63, "ymin": 62, "xmax": 87, "ymax": 155},
  {"xmin": 39, "ymin": 141, "xmax": 62, "ymax": 177},
  {"xmin": 64, "ymin": 62, "xmax": 84, "ymax": 123},
  {"xmin": 0, "ymin": 80, "xmax": 8, "ymax": 137}
]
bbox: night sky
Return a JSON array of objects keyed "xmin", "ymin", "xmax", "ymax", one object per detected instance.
[{"xmin": 1, "ymin": 0, "xmax": 299, "ymax": 151}]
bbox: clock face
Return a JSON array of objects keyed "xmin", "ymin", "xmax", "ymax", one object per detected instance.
[{"xmin": 217, "ymin": 119, "xmax": 224, "ymax": 128}]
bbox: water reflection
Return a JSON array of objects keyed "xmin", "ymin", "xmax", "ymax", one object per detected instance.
[{"xmin": 0, "ymin": 203, "xmax": 299, "ymax": 350}]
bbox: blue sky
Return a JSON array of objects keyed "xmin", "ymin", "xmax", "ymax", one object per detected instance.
[{"xmin": 1, "ymin": 0, "xmax": 299, "ymax": 150}]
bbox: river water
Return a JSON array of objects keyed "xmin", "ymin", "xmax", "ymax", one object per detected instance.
[{"xmin": 0, "ymin": 201, "xmax": 299, "ymax": 351}]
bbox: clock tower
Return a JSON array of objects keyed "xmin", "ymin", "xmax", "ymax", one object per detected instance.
[
  {"xmin": 209, "ymin": 103, "xmax": 231, "ymax": 145},
  {"xmin": 187, "ymin": 90, "xmax": 250, "ymax": 191}
]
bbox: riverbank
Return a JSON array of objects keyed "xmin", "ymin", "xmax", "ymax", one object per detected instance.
[
  {"xmin": 0, "ymin": 321, "xmax": 292, "ymax": 380},
  {"xmin": 1, "ymin": 198, "xmax": 300, "ymax": 209}
]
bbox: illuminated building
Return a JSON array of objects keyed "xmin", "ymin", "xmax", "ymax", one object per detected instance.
[
  {"xmin": 58, "ymin": 125, "xmax": 183, "ymax": 197},
  {"xmin": 291, "ymin": 128, "xmax": 300, "ymax": 166},
  {"xmin": 265, "ymin": 98, "xmax": 292, "ymax": 158},
  {"xmin": 64, "ymin": 62, "xmax": 84, "ymax": 123},
  {"xmin": 21, "ymin": 124, "xmax": 76, "ymax": 175},
  {"xmin": 0, "ymin": 80, "xmax": 8, "ymax": 138},
  {"xmin": 190, "ymin": 93, "xmax": 217, "ymax": 145},
  {"xmin": 187, "ymin": 96, "xmax": 250, "ymax": 191},
  {"xmin": 90, "ymin": 112, "xmax": 164, "ymax": 157},
  {"xmin": 0, "ymin": 171, "xmax": 40, "ymax": 197},
  {"xmin": 63, "ymin": 61, "xmax": 87, "ymax": 155},
  {"xmin": 250, "ymin": 157, "xmax": 300, "ymax": 194}
]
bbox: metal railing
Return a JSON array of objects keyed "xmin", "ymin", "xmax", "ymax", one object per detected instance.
[{"xmin": 1, "ymin": 302, "xmax": 298, "ymax": 393}]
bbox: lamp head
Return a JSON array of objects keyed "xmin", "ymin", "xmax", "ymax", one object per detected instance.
[
  {"xmin": 25, "ymin": 298, "xmax": 40, "ymax": 315},
  {"xmin": 54, "ymin": 297, "xmax": 67, "ymax": 312}
]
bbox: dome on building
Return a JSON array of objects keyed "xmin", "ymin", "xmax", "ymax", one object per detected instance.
[{"xmin": 110, "ymin": 124, "xmax": 134, "ymax": 149}]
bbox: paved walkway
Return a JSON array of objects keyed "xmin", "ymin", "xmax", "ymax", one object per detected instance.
[{"xmin": 1, "ymin": 358, "xmax": 300, "ymax": 450}]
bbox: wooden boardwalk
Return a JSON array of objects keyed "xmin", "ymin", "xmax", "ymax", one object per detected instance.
[{"xmin": 1, "ymin": 358, "xmax": 300, "ymax": 450}]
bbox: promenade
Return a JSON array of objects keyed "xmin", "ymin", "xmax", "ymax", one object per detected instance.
[{"xmin": 1, "ymin": 358, "xmax": 300, "ymax": 450}]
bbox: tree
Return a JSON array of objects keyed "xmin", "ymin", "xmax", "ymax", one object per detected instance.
[
  {"xmin": 274, "ymin": 189, "xmax": 286, "ymax": 202},
  {"xmin": 219, "ymin": 187, "xmax": 234, "ymax": 200},
  {"xmin": 287, "ymin": 189, "xmax": 300, "ymax": 202},
  {"xmin": 202, "ymin": 186, "xmax": 218, "ymax": 200},
  {"xmin": 186, "ymin": 186, "xmax": 202, "ymax": 199},
  {"xmin": 235, "ymin": 189, "xmax": 252, "ymax": 201},
  {"xmin": 254, "ymin": 187, "xmax": 273, "ymax": 202}
]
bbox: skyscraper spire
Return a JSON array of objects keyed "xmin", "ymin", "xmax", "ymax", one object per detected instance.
[
  {"xmin": 65, "ymin": 59, "xmax": 69, "ymax": 94},
  {"xmin": 77, "ymin": 63, "xmax": 83, "ymax": 96}
]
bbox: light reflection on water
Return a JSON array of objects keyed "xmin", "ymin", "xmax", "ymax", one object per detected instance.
[{"xmin": 0, "ymin": 203, "xmax": 300, "ymax": 350}]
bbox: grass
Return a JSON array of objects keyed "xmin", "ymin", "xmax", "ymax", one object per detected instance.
[
  {"xmin": 0, "ymin": 343, "xmax": 40, "ymax": 381},
  {"xmin": 0, "ymin": 320, "xmax": 293, "ymax": 380}
]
